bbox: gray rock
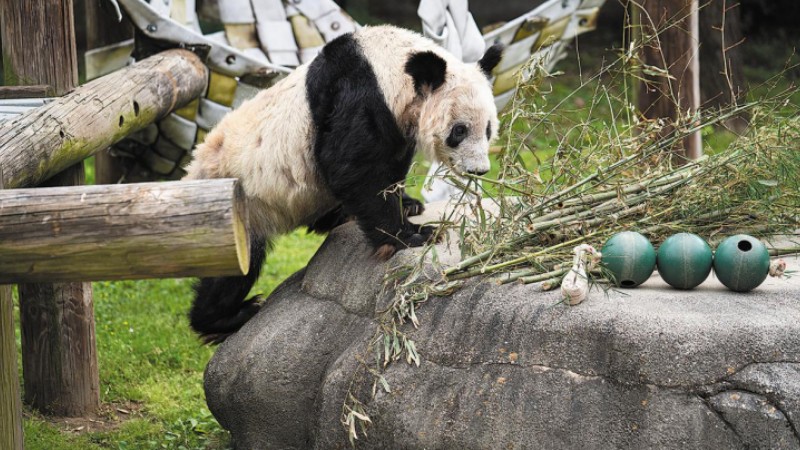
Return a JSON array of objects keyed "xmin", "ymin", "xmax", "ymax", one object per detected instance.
[
  {"xmin": 205, "ymin": 221, "xmax": 800, "ymax": 449},
  {"xmin": 707, "ymin": 390, "xmax": 799, "ymax": 449}
]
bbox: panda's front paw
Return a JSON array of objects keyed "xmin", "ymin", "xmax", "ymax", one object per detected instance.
[
  {"xmin": 401, "ymin": 194, "xmax": 425, "ymax": 217},
  {"xmin": 372, "ymin": 225, "xmax": 438, "ymax": 261},
  {"xmin": 404, "ymin": 224, "xmax": 437, "ymax": 247}
]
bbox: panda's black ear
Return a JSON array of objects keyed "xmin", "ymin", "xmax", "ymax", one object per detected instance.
[
  {"xmin": 405, "ymin": 51, "xmax": 447, "ymax": 94},
  {"xmin": 478, "ymin": 43, "xmax": 504, "ymax": 78}
]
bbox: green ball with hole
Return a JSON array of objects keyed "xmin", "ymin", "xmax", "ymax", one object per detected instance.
[
  {"xmin": 601, "ymin": 231, "xmax": 656, "ymax": 288},
  {"xmin": 656, "ymin": 233, "xmax": 713, "ymax": 290},
  {"xmin": 713, "ymin": 234, "xmax": 770, "ymax": 292}
]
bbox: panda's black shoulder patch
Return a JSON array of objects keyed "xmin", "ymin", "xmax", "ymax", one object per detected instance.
[
  {"xmin": 306, "ymin": 33, "xmax": 401, "ymax": 139},
  {"xmin": 305, "ymin": 33, "xmax": 421, "ymax": 250}
]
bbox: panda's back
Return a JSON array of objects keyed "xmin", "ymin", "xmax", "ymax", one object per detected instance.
[{"xmin": 185, "ymin": 65, "xmax": 336, "ymax": 237}]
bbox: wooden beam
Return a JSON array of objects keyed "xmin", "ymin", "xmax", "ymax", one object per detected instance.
[
  {"xmin": 0, "ymin": 49, "xmax": 208, "ymax": 189},
  {"xmin": 0, "ymin": 179, "xmax": 251, "ymax": 283},
  {"xmin": 0, "ymin": 85, "xmax": 51, "ymax": 99},
  {"xmin": 0, "ymin": 169, "xmax": 24, "ymax": 450},
  {"xmin": 635, "ymin": 0, "xmax": 701, "ymax": 161}
]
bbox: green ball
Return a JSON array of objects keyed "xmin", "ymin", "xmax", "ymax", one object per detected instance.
[
  {"xmin": 656, "ymin": 233, "xmax": 713, "ymax": 289},
  {"xmin": 713, "ymin": 234, "xmax": 770, "ymax": 292},
  {"xmin": 601, "ymin": 231, "xmax": 656, "ymax": 288}
]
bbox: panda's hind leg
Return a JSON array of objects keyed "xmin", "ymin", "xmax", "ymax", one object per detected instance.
[{"xmin": 189, "ymin": 233, "xmax": 269, "ymax": 344}]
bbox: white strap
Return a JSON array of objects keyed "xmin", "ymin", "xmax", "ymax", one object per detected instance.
[
  {"xmin": 290, "ymin": 0, "xmax": 356, "ymax": 41},
  {"xmin": 218, "ymin": 0, "xmax": 255, "ymax": 24},
  {"xmin": 418, "ymin": 0, "xmax": 484, "ymax": 63},
  {"xmin": 251, "ymin": 0, "xmax": 300, "ymax": 66}
]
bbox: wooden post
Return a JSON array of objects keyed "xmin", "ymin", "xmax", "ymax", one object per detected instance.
[
  {"xmin": 0, "ymin": 169, "xmax": 24, "ymax": 450},
  {"xmin": 0, "ymin": 179, "xmax": 251, "ymax": 283},
  {"xmin": 0, "ymin": 0, "xmax": 79, "ymax": 96},
  {"xmin": 0, "ymin": 49, "xmax": 208, "ymax": 189},
  {"xmin": 0, "ymin": 0, "xmax": 101, "ymax": 417},
  {"xmin": 635, "ymin": 0, "xmax": 701, "ymax": 161},
  {"xmin": 17, "ymin": 282, "xmax": 99, "ymax": 416},
  {"xmin": 79, "ymin": 0, "xmax": 134, "ymax": 184}
]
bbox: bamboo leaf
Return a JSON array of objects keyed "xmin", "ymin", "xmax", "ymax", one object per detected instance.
[{"xmin": 379, "ymin": 376, "xmax": 391, "ymax": 393}]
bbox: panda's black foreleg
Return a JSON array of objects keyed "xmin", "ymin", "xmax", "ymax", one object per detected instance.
[
  {"xmin": 307, "ymin": 192, "xmax": 423, "ymax": 235},
  {"xmin": 356, "ymin": 188, "xmax": 437, "ymax": 260},
  {"xmin": 321, "ymin": 164, "xmax": 437, "ymax": 259},
  {"xmin": 188, "ymin": 233, "xmax": 268, "ymax": 344},
  {"xmin": 306, "ymin": 205, "xmax": 350, "ymax": 234}
]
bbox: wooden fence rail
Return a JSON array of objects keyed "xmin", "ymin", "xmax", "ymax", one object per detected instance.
[
  {"xmin": 0, "ymin": 48, "xmax": 207, "ymax": 190},
  {"xmin": 0, "ymin": 179, "xmax": 250, "ymax": 284}
]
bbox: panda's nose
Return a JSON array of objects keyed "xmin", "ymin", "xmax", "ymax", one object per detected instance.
[{"xmin": 467, "ymin": 168, "xmax": 489, "ymax": 176}]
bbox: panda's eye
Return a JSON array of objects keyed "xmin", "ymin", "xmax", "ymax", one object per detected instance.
[
  {"xmin": 447, "ymin": 124, "xmax": 469, "ymax": 148},
  {"xmin": 486, "ymin": 121, "xmax": 492, "ymax": 140}
]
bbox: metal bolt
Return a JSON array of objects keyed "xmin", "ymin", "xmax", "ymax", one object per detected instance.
[
  {"xmin": 226, "ymin": 55, "xmax": 236, "ymax": 65},
  {"xmin": 579, "ymin": 18, "xmax": 588, "ymax": 27},
  {"xmin": 331, "ymin": 21, "xmax": 340, "ymax": 31},
  {"xmin": 146, "ymin": 24, "xmax": 157, "ymax": 32}
]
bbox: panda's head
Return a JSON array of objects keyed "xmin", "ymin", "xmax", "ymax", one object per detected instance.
[{"xmin": 406, "ymin": 44, "xmax": 503, "ymax": 176}]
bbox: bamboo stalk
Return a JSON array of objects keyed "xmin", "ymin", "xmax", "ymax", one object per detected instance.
[{"xmin": 518, "ymin": 268, "xmax": 569, "ymax": 285}]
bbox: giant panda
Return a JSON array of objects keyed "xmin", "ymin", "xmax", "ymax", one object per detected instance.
[{"xmin": 184, "ymin": 25, "xmax": 503, "ymax": 343}]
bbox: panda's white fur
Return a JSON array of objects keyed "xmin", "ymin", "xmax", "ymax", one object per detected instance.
[
  {"xmin": 186, "ymin": 64, "xmax": 334, "ymax": 238},
  {"xmin": 184, "ymin": 25, "xmax": 502, "ymax": 342}
]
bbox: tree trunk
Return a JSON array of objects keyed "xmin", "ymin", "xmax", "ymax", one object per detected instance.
[
  {"xmin": 635, "ymin": 0, "xmax": 702, "ymax": 162},
  {"xmin": 0, "ymin": 0, "xmax": 79, "ymax": 96},
  {"xmin": 18, "ymin": 282, "xmax": 99, "ymax": 416},
  {"xmin": 699, "ymin": 0, "xmax": 748, "ymax": 132},
  {"xmin": 0, "ymin": 179, "xmax": 251, "ymax": 283}
]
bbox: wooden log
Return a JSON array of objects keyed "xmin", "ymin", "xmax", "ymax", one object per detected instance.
[
  {"xmin": 0, "ymin": 179, "xmax": 251, "ymax": 283},
  {"xmin": 0, "ymin": 48, "xmax": 208, "ymax": 189},
  {"xmin": 635, "ymin": 0, "xmax": 701, "ymax": 161},
  {"xmin": 0, "ymin": 170, "xmax": 24, "ymax": 450}
]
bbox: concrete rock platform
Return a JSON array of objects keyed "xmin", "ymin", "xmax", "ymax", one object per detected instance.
[{"xmin": 205, "ymin": 206, "xmax": 800, "ymax": 450}]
